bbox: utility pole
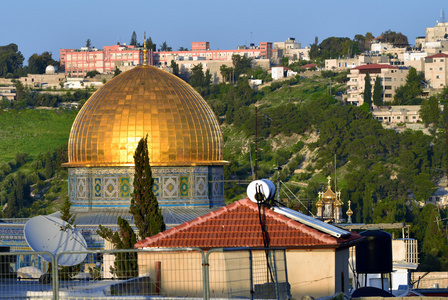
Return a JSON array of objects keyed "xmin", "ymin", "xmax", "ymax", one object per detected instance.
[{"xmin": 254, "ymin": 106, "xmax": 258, "ymax": 180}]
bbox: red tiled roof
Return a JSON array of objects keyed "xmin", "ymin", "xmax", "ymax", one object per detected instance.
[
  {"xmin": 426, "ymin": 52, "xmax": 448, "ymax": 58},
  {"xmin": 301, "ymin": 63, "xmax": 317, "ymax": 68},
  {"xmin": 352, "ymin": 63, "xmax": 398, "ymax": 70},
  {"xmin": 135, "ymin": 198, "xmax": 362, "ymax": 249}
]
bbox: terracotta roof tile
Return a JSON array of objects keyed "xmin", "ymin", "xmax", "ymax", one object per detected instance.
[
  {"xmin": 352, "ymin": 63, "xmax": 398, "ymax": 70},
  {"xmin": 426, "ymin": 52, "xmax": 448, "ymax": 58},
  {"xmin": 135, "ymin": 198, "xmax": 362, "ymax": 249}
]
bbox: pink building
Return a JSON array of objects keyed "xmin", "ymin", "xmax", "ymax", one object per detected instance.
[
  {"xmin": 60, "ymin": 45, "xmax": 152, "ymax": 77},
  {"xmin": 60, "ymin": 41, "xmax": 271, "ymax": 74},
  {"xmin": 191, "ymin": 41, "xmax": 209, "ymax": 51},
  {"xmin": 260, "ymin": 42, "xmax": 273, "ymax": 59},
  {"xmin": 154, "ymin": 41, "xmax": 273, "ymax": 66}
]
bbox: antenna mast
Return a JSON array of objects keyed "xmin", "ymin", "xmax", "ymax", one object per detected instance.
[{"xmin": 442, "ymin": 9, "xmax": 446, "ymax": 23}]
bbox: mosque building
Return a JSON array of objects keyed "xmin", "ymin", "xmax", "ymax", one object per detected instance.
[{"xmin": 0, "ymin": 45, "xmax": 227, "ymax": 262}]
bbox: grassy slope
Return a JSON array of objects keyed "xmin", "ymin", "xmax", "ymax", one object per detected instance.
[{"xmin": 0, "ymin": 109, "xmax": 77, "ymax": 163}]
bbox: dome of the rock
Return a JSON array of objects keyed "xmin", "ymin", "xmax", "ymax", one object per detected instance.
[
  {"xmin": 64, "ymin": 66, "xmax": 226, "ymax": 211},
  {"xmin": 65, "ymin": 66, "xmax": 224, "ymax": 168}
]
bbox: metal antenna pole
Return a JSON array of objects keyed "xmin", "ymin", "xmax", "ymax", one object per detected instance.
[{"xmin": 255, "ymin": 106, "xmax": 258, "ymax": 180}]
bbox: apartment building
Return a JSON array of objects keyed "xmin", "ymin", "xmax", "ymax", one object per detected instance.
[
  {"xmin": 60, "ymin": 44, "xmax": 149, "ymax": 77},
  {"xmin": 371, "ymin": 105, "xmax": 422, "ymax": 124},
  {"xmin": 426, "ymin": 22, "xmax": 448, "ymax": 43},
  {"xmin": 273, "ymin": 38, "xmax": 308, "ymax": 60},
  {"xmin": 347, "ymin": 64, "xmax": 408, "ymax": 106},
  {"xmin": 424, "ymin": 52, "xmax": 448, "ymax": 89},
  {"xmin": 325, "ymin": 55, "xmax": 389, "ymax": 71}
]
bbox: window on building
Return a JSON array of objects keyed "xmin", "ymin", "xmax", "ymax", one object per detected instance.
[
  {"xmin": 385, "ymin": 86, "xmax": 392, "ymax": 90},
  {"xmin": 385, "ymin": 94, "xmax": 392, "ymax": 98},
  {"xmin": 440, "ymin": 67, "xmax": 443, "ymax": 71}
]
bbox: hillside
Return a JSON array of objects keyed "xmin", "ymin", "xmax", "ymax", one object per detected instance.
[{"xmin": 0, "ymin": 109, "xmax": 77, "ymax": 163}]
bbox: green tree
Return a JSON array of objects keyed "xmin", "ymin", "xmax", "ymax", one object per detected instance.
[
  {"xmin": 394, "ymin": 67, "xmax": 424, "ymax": 104},
  {"xmin": 441, "ymin": 104, "xmax": 448, "ymax": 179},
  {"xmin": 373, "ymin": 76, "xmax": 383, "ymax": 106},
  {"xmin": 220, "ymin": 65, "xmax": 232, "ymax": 83},
  {"xmin": 0, "ymin": 44, "xmax": 24, "ymax": 77},
  {"xmin": 59, "ymin": 197, "xmax": 83, "ymax": 279},
  {"xmin": 232, "ymin": 54, "xmax": 252, "ymax": 78},
  {"xmin": 354, "ymin": 34, "xmax": 366, "ymax": 53},
  {"xmin": 380, "ymin": 30, "xmax": 409, "ymax": 46},
  {"xmin": 420, "ymin": 96, "xmax": 440, "ymax": 127},
  {"xmin": 364, "ymin": 32, "xmax": 375, "ymax": 50},
  {"xmin": 45, "ymin": 151, "xmax": 53, "ymax": 179},
  {"xmin": 97, "ymin": 217, "xmax": 138, "ymax": 279},
  {"xmin": 113, "ymin": 66, "xmax": 121, "ymax": 77},
  {"xmin": 60, "ymin": 197, "xmax": 76, "ymax": 225},
  {"xmin": 86, "ymin": 39, "xmax": 91, "ymax": 48},
  {"xmin": 86, "ymin": 70, "xmax": 100, "ymax": 78},
  {"xmin": 130, "ymin": 31, "xmax": 138, "ymax": 46},
  {"xmin": 190, "ymin": 63, "xmax": 205, "ymax": 88},
  {"xmin": 27, "ymin": 52, "xmax": 57, "ymax": 74},
  {"xmin": 281, "ymin": 57, "xmax": 289, "ymax": 67},
  {"xmin": 170, "ymin": 60, "xmax": 179, "ymax": 77},
  {"xmin": 309, "ymin": 36, "xmax": 320, "ymax": 59},
  {"xmin": 160, "ymin": 41, "xmax": 172, "ymax": 51},
  {"xmin": 363, "ymin": 72, "xmax": 372, "ymax": 106},
  {"xmin": 3, "ymin": 190, "xmax": 18, "ymax": 218},
  {"xmin": 146, "ymin": 37, "xmax": 156, "ymax": 51},
  {"xmin": 12, "ymin": 79, "xmax": 25, "ymax": 102},
  {"xmin": 130, "ymin": 135, "xmax": 165, "ymax": 239}
]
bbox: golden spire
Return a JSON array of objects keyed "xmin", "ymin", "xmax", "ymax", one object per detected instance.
[
  {"xmin": 143, "ymin": 32, "xmax": 147, "ymax": 66},
  {"xmin": 346, "ymin": 200, "xmax": 353, "ymax": 223}
]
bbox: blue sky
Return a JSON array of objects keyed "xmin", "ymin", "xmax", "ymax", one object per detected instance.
[{"xmin": 1, "ymin": 0, "xmax": 447, "ymax": 63}]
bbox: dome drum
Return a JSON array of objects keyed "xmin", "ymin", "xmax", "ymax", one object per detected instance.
[{"xmin": 68, "ymin": 166, "xmax": 224, "ymax": 211}]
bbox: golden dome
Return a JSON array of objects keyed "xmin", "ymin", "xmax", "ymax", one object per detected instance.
[
  {"xmin": 322, "ymin": 186, "xmax": 336, "ymax": 201},
  {"xmin": 64, "ymin": 66, "xmax": 225, "ymax": 167}
]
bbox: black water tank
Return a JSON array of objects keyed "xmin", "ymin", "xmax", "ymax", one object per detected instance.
[{"xmin": 356, "ymin": 230, "xmax": 392, "ymax": 274}]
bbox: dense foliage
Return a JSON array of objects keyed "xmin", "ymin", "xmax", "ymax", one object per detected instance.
[
  {"xmin": 197, "ymin": 71, "xmax": 448, "ymax": 271},
  {"xmin": 0, "ymin": 44, "xmax": 24, "ymax": 77},
  {"xmin": 309, "ymin": 30, "xmax": 408, "ymax": 62}
]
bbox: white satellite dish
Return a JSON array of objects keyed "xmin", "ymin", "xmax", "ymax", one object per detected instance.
[
  {"xmin": 24, "ymin": 215, "xmax": 87, "ymax": 266},
  {"xmin": 246, "ymin": 179, "xmax": 276, "ymax": 203}
]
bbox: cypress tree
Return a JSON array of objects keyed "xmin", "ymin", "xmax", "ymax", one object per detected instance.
[
  {"xmin": 363, "ymin": 72, "xmax": 372, "ymax": 106},
  {"xmin": 130, "ymin": 31, "xmax": 138, "ymax": 46},
  {"xmin": 44, "ymin": 151, "xmax": 52, "ymax": 179},
  {"xmin": 60, "ymin": 197, "xmax": 76, "ymax": 225},
  {"xmin": 373, "ymin": 76, "xmax": 383, "ymax": 106},
  {"xmin": 130, "ymin": 135, "xmax": 165, "ymax": 239}
]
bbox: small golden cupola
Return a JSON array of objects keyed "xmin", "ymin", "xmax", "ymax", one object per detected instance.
[{"xmin": 316, "ymin": 176, "xmax": 344, "ymax": 223}]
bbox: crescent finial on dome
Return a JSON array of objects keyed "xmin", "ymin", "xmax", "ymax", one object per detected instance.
[{"xmin": 143, "ymin": 32, "xmax": 147, "ymax": 66}]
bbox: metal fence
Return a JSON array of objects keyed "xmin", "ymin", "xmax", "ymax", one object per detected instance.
[{"xmin": 0, "ymin": 247, "xmax": 290, "ymax": 300}]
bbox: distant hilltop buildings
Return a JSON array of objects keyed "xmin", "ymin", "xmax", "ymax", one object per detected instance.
[{"xmin": 59, "ymin": 39, "xmax": 310, "ymax": 83}]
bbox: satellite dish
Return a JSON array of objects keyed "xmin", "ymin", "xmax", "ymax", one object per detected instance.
[
  {"xmin": 24, "ymin": 215, "xmax": 87, "ymax": 266},
  {"xmin": 247, "ymin": 179, "xmax": 276, "ymax": 203}
]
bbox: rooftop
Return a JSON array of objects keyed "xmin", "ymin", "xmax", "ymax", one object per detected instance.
[
  {"xmin": 352, "ymin": 63, "xmax": 398, "ymax": 70},
  {"xmin": 135, "ymin": 198, "xmax": 362, "ymax": 249}
]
